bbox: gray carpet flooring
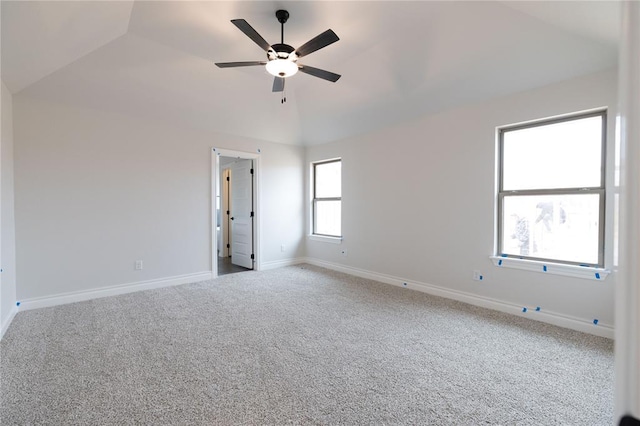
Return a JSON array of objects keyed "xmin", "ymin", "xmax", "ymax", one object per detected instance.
[{"xmin": 1, "ymin": 264, "xmax": 613, "ymax": 425}]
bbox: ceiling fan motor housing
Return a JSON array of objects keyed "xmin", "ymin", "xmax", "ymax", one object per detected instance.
[{"xmin": 268, "ymin": 44, "xmax": 296, "ymax": 61}]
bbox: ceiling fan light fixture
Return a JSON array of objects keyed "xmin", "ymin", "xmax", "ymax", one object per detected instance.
[{"xmin": 266, "ymin": 59, "xmax": 299, "ymax": 78}]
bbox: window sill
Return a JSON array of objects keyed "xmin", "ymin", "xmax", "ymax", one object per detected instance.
[
  {"xmin": 490, "ymin": 256, "xmax": 610, "ymax": 280},
  {"xmin": 308, "ymin": 235, "xmax": 343, "ymax": 244}
]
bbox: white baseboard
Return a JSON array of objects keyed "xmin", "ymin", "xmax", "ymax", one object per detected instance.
[
  {"xmin": 9, "ymin": 260, "xmax": 614, "ymax": 339},
  {"xmin": 0, "ymin": 305, "xmax": 19, "ymax": 341},
  {"xmin": 303, "ymin": 258, "xmax": 614, "ymax": 339},
  {"xmin": 18, "ymin": 271, "xmax": 213, "ymax": 312},
  {"xmin": 260, "ymin": 258, "xmax": 307, "ymax": 271}
]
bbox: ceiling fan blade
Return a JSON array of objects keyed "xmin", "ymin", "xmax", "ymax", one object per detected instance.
[
  {"xmin": 295, "ymin": 29, "xmax": 339, "ymax": 58},
  {"xmin": 215, "ymin": 61, "xmax": 266, "ymax": 68},
  {"xmin": 298, "ymin": 65, "xmax": 341, "ymax": 82},
  {"xmin": 231, "ymin": 19, "xmax": 271, "ymax": 52},
  {"xmin": 272, "ymin": 77, "xmax": 285, "ymax": 92}
]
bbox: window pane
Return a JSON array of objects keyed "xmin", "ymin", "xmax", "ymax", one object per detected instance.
[
  {"xmin": 502, "ymin": 116, "xmax": 602, "ymax": 190},
  {"xmin": 315, "ymin": 161, "xmax": 341, "ymax": 198},
  {"xmin": 315, "ymin": 200, "xmax": 341, "ymax": 236},
  {"xmin": 501, "ymin": 194, "xmax": 600, "ymax": 264}
]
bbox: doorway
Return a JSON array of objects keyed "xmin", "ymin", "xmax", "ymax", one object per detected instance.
[{"xmin": 211, "ymin": 148, "xmax": 260, "ymax": 278}]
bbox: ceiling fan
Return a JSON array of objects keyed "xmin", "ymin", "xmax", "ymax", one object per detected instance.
[{"xmin": 215, "ymin": 10, "xmax": 341, "ymax": 95}]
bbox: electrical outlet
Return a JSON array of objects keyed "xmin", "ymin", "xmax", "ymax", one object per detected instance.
[
  {"xmin": 341, "ymin": 249, "xmax": 348, "ymax": 257},
  {"xmin": 135, "ymin": 260, "xmax": 143, "ymax": 270},
  {"xmin": 473, "ymin": 270, "xmax": 483, "ymax": 281}
]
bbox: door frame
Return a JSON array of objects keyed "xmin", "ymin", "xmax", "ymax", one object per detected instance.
[{"xmin": 211, "ymin": 148, "xmax": 261, "ymax": 278}]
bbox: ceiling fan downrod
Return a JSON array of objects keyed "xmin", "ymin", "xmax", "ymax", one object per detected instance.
[{"xmin": 276, "ymin": 10, "xmax": 289, "ymax": 44}]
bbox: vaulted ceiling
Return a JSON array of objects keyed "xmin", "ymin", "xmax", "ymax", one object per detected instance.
[{"xmin": 1, "ymin": 1, "xmax": 621, "ymax": 146}]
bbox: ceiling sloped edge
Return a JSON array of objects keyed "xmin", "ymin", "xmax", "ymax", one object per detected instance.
[
  {"xmin": 1, "ymin": 1, "xmax": 135, "ymax": 94},
  {"xmin": 499, "ymin": 0, "xmax": 620, "ymax": 48}
]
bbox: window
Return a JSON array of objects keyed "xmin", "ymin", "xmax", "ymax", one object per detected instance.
[
  {"xmin": 313, "ymin": 159, "xmax": 342, "ymax": 237},
  {"xmin": 497, "ymin": 110, "xmax": 606, "ymax": 267}
]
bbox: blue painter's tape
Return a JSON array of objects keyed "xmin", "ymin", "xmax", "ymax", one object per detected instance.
[
  {"xmin": 16, "ymin": 301, "xmax": 20, "ymax": 307},
  {"xmin": 403, "ymin": 282, "xmax": 407, "ymax": 287},
  {"xmin": 535, "ymin": 307, "xmax": 541, "ymax": 312},
  {"xmin": 593, "ymin": 319, "xmax": 599, "ymax": 325},
  {"xmin": 595, "ymin": 272, "xmax": 601, "ymax": 279},
  {"xmin": 479, "ymin": 275, "xmax": 483, "ymax": 281},
  {"xmin": 501, "ymin": 254, "xmax": 508, "ymax": 258},
  {"xmin": 579, "ymin": 264, "xmax": 589, "ymax": 267},
  {"xmin": 543, "ymin": 265, "xmax": 547, "ymax": 272},
  {"xmin": 498, "ymin": 259, "xmax": 503, "ymax": 266},
  {"xmin": 522, "ymin": 307, "xmax": 527, "ymax": 313}
]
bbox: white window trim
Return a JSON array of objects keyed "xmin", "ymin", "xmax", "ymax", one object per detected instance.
[
  {"xmin": 496, "ymin": 109, "xmax": 607, "ymax": 268},
  {"xmin": 311, "ymin": 158, "xmax": 342, "ymax": 238},
  {"xmin": 308, "ymin": 234, "xmax": 343, "ymax": 244},
  {"xmin": 489, "ymin": 255, "xmax": 610, "ymax": 280}
]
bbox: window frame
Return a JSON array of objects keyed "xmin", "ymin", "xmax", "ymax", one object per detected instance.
[
  {"xmin": 312, "ymin": 158, "xmax": 342, "ymax": 238},
  {"xmin": 497, "ymin": 109, "xmax": 607, "ymax": 268}
]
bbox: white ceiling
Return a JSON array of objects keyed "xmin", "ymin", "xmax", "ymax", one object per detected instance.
[{"xmin": 1, "ymin": 1, "xmax": 621, "ymax": 146}]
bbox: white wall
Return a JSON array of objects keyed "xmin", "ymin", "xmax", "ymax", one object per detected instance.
[
  {"xmin": 306, "ymin": 69, "xmax": 618, "ymax": 329},
  {"xmin": 1, "ymin": 79, "xmax": 17, "ymax": 335},
  {"xmin": 13, "ymin": 95, "xmax": 305, "ymax": 301},
  {"xmin": 9, "ymin": 69, "xmax": 618, "ymax": 332}
]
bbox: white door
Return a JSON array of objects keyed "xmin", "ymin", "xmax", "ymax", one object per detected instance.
[
  {"xmin": 230, "ymin": 159, "xmax": 254, "ymax": 269},
  {"xmin": 220, "ymin": 168, "xmax": 231, "ymax": 258}
]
